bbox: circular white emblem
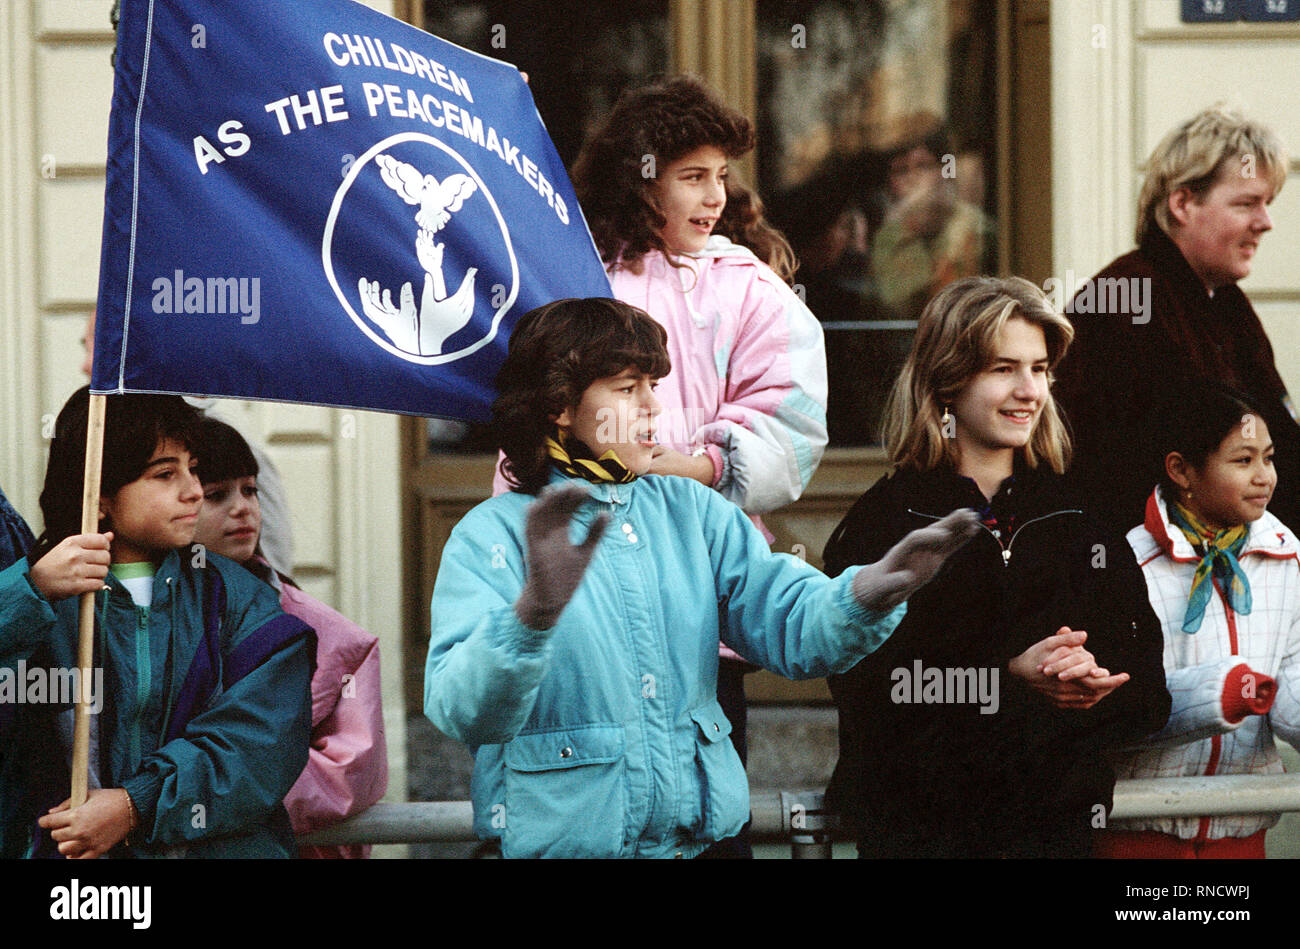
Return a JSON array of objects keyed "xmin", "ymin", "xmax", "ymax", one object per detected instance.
[{"xmin": 322, "ymin": 132, "xmax": 518, "ymax": 365}]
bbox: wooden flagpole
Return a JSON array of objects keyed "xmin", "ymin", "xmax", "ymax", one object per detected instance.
[{"xmin": 70, "ymin": 392, "xmax": 107, "ymax": 807}]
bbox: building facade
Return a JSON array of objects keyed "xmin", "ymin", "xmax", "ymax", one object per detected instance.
[{"xmin": 0, "ymin": 0, "xmax": 1296, "ymax": 828}]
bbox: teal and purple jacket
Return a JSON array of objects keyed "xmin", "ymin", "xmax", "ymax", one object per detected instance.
[
  {"xmin": 0, "ymin": 486, "xmax": 33, "ymax": 573},
  {"xmin": 0, "ymin": 550, "xmax": 313, "ymax": 858}
]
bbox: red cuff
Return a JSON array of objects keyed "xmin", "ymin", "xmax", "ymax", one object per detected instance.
[{"xmin": 1221, "ymin": 663, "xmax": 1277, "ymax": 723}]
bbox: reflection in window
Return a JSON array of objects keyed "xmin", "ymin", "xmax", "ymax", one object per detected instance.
[
  {"xmin": 759, "ymin": 0, "xmax": 998, "ymax": 446},
  {"xmin": 419, "ymin": 1, "xmax": 670, "ymax": 453}
]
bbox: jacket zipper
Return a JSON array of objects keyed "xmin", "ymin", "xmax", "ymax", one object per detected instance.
[
  {"xmin": 1197, "ymin": 736, "xmax": 1223, "ymax": 843},
  {"xmin": 905, "ymin": 508, "xmax": 1082, "ymax": 566},
  {"xmin": 603, "ymin": 481, "xmax": 657, "ymax": 848},
  {"xmin": 1004, "ymin": 511, "xmax": 1084, "ymax": 563},
  {"xmin": 158, "ymin": 578, "xmax": 178, "ymax": 744},
  {"xmin": 1195, "ymin": 578, "xmax": 1239, "ymax": 844},
  {"xmin": 131, "ymin": 604, "xmax": 150, "ymax": 771}
]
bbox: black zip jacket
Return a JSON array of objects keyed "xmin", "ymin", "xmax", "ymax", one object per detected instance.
[{"xmin": 822, "ymin": 462, "xmax": 1171, "ymax": 858}]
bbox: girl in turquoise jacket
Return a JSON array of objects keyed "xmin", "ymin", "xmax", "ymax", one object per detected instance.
[
  {"xmin": 0, "ymin": 388, "xmax": 313, "ymax": 859},
  {"xmin": 424, "ymin": 298, "xmax": 977, "ymax": 858}
]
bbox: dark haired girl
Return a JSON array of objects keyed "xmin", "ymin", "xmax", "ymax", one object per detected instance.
[
  {"xmin": 0, "ymin": 387, "xmax": 312, "ymax": 858},
  {"xmin": 429, "ymin": 297, "xmax": 977, "ymax": 858},
  {"xmin": 192, "ymin": 417, "xmax": 387, "ymax": 859},
  {"xmin": 1099, "ymin": 387, "xmax": 1300, "ymax": 858},
  {"xmin": 546, "ymin": 76, "xmax": 832, "ymax": 853}
]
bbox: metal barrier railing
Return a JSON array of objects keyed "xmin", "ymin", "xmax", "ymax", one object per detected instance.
[{"xmin": 300, "ymin": 773, "xmax": 1300, "ymax": 856}]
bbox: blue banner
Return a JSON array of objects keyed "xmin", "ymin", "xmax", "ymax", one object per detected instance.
[{"xmin": 92, "ymin": 0, "xmax": 611, "ymax": 420}]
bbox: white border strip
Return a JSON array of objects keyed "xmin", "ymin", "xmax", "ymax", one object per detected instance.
[{"xmin": 115, "ymin": 0, "xmax": 158, "ymax": 392}]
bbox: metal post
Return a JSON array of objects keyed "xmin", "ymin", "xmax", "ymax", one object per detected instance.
[{"xmin": 781, "ymin": 790, "xmax": 837, "ymax": 859}]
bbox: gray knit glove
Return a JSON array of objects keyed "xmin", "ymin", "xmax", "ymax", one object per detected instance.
[
  {"xmin": 514, "ymin": 485, "xmax": 609, "ymax": 631},
  {"xmin": 851, "ymin": 508, "xmax": 981, "ymax": 613}
]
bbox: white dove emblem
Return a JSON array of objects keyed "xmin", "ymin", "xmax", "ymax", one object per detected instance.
[{"xmin": 358, "ymin": 154, "xmax": 480, "ymax": 356}]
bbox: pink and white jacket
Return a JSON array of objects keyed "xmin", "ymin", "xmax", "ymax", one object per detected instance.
[
  {"xmin": 1113, "ymin": 486, "xmax": 1300, "ymax": 841},
  {"xmin": 274, "ymin": 578, "xmax": 389, "ymax": 858},
  {"xmin": 609, "ymin": 237, "xmax": 828, "ymax": 517},
  {"xmin": 493, "ymin": 237, "xmax": 828, "ymax": 522}
]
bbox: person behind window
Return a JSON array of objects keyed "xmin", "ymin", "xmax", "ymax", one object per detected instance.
[{"xmin": 870, "ymin": 123, "xmax": 994, "ymax": 320}]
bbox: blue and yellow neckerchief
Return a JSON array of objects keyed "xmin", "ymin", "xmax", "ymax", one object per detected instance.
[
  {"xmin": 546, "ymin": 430, "xmax": 636, "ymax": 485},
  {"xmin": 1166, "ymin": 498, "xmax": 1251, "ymax": 634}
]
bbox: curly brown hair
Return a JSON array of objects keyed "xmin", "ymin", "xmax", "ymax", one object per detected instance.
[
  {"xmin": 571, "ymin": 75, "xmax": 797, "ymax": 282},
  {"xmin": 493, "ymin": 298, "xmax": 671, "ymax": 494}
]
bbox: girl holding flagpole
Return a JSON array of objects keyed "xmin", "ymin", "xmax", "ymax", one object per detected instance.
[{"xmin": 0, "ymin": 387, "xmax": 313, "ymax": 858}]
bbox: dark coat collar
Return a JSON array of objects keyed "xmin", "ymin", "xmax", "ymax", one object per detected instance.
[
  {"xmin": 1138, "ymin": 225, "xmax": 1251, "ymax": 316},
  {"xmin": 1140, "ymin": 226, "xmax": 1207, "ymax": 297},
  {"xmin": 883, "ymin": 456, "xmax": 1063, "ymax": 519}
]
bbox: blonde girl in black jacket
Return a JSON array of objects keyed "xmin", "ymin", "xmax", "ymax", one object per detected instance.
[{"xmin": 823, "ymin": 276, "xmax": 1170, "ymax": 858}]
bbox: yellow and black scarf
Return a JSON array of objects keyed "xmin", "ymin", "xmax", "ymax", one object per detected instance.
[{"xmin": 546, "ymin": 430, "xmax": 637, "ymax": 485}]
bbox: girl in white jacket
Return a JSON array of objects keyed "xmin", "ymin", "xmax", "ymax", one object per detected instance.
[{"xmin": 1099, "ymin": 386, "xmax": 1300, "ymax": 858}]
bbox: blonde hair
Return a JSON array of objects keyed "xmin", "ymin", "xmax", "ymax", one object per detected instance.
[
  {"xmin": 881, "ymin": 276, "xmax": 1074, "ymax": 474},
  {"xmin": 1136, "ymin": 104, "xmax": 1288, "ymax": 245}
]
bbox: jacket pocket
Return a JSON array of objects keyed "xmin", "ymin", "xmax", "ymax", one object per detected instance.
[
  {"xmin": 502, "ymin": 723, "xmax": 627, "ymax": 858},
  {"xmin": 690, "ymin": 701, "xmax": 748, "ymax": 843}
]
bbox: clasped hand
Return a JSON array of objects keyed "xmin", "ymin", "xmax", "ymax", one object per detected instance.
[{"xmin": 1008, "ymin": 627, "xmax": 1129, "ymax": 709}]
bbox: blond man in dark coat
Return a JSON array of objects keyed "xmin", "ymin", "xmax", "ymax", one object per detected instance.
[{"xmin": 1055, "ymin": 106, "xmax": 1296, "ymax": 535}]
